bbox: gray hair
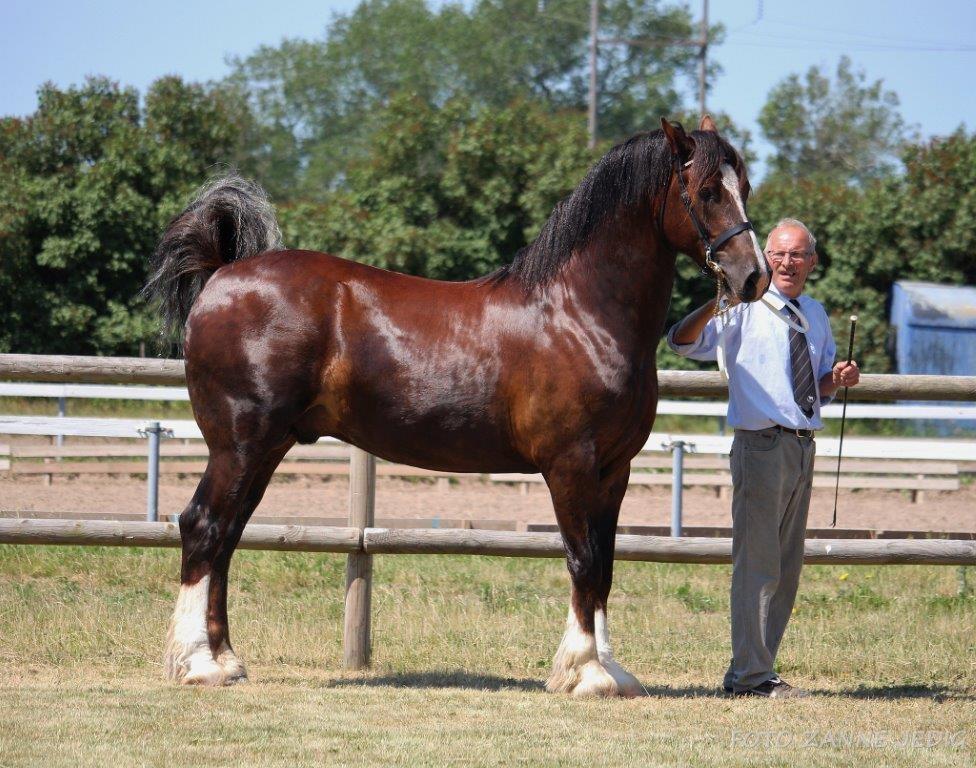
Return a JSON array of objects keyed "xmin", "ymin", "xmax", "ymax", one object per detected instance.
[{"xmin": 765, "ymin": 218, "xmax": 817, "ymax": 253}]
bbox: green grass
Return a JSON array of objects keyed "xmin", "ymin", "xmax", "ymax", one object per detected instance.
[{"xmin": 0, "ymin": 546, "xmax": 973, "ymax": 766}]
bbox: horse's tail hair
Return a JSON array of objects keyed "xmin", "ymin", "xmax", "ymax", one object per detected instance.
[{"xmin": 143, "ymin": 173, "xmax": 283, "ymax": 344}]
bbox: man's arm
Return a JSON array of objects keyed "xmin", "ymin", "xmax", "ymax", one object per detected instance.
[
  {"xmin": 819, "ymin": 360, "xmax": 860, "ymax": 399},
  {"xmin": 671, "ymin": 298, "xmax": 717, "ymax": 345}
]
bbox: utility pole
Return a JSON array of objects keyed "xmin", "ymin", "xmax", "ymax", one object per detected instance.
[
  {"xmin": 588, "ymin": 0, "xmax": 599, "ymax": 150},
  {"xmin": 698, "ymin": 0, "xmax": 709, "ymax": 117},
  {"xmin": 586, "ymin": 0, "xmax": 709, "ymax": 149}
]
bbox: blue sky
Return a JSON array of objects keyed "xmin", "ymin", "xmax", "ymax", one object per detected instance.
[{"xmin": 3, "ymin": 0, "xmax": 975, "ymax": 178}]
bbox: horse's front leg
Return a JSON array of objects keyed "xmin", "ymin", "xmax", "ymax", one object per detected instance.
[{"xmin": 544, "ymin": 454, "xmax": 644, "ymax": 697}]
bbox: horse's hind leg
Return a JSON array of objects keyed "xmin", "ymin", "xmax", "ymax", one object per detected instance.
[
  {"xmin": 164, "ymin": 439, "xmax": 292, "ymax": 685},
  {"xmin": 545, "ymin": 457, "xmax": 643, "ymax": 697}
]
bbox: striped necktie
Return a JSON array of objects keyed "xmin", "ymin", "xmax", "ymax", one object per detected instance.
[{"xmin": 786, "ymin": 299, "xmax": 816, "ymax": 417}]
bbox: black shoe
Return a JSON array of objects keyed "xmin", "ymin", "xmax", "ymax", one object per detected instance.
[
  {"xmin": 723, "ymin": 684, "xmax": 733, "ymax": 693},
  {"xmin": 733, "ymin": 677, "xmax": 809, "ymax": 699}
]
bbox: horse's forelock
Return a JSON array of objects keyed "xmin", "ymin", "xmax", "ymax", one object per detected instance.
[{"xmin": 687, "ymin": 130, "xmax": 734, "ymax": 192}]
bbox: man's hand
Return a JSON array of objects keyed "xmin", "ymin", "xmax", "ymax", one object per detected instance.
[
  {"xmin": 819, "ymin": 360, "xmax": 859, "ymax": 399},
  {"xmin": 671, "ymin": 298, "xmax": 718, "ymax": 345},
  {"xmin": 832, "ymin": 360, "xmax": 860, "ymax": 388}
]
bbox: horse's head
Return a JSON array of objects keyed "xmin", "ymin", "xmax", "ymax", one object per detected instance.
[{"xmin": 659, "ymin": 116, "xmax": 770, "ymax": 304}]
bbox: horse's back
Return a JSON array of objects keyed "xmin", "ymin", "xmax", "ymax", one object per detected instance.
[{"xmin": 184, "ymin": 249, "xmax": 539, "ymax": 471}]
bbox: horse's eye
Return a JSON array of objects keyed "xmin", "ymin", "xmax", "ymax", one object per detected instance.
[{"xmin": 699, "ymin": 186, "xmax": 719, "ymax": 203}]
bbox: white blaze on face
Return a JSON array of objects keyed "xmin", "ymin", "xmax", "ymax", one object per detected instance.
[{"xmin": 720, "ymin": 163, "xmax": 765, "ymax": 275}]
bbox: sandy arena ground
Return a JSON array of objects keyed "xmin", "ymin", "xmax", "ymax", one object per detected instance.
[{"xmin": 1, "ymin": 471, "xmax": 973, "ymax": 532}]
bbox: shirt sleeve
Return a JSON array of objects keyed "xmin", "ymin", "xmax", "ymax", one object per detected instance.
[
  {"xmin": 817, "ymin": 306, "xmax": 837, "ymax": 405},
  {"xmin": 666, "ymin": 315, "xmax": 720, "ymax": 362}
]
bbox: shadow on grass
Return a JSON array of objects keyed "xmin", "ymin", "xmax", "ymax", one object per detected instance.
[
  {"xmin": 327, "ymin": 670, "xmax": 546, "ymax": 692},
  {"xmin": 817, "ymin": 684, "xmax": 976, "ymax": 702},
  {"xmin": 327, "ymin": 671, "xmax": 727, "ymax": 698}
]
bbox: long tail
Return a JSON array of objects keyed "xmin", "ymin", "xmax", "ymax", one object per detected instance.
[{"xmin": 144, "ymin": 174, "xmax": 282, "ymax": 344}]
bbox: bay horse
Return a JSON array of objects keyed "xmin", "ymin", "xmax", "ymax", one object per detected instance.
[{"xmin": 146, "ymin": 116, "xmax": 770, "ymax": 696}]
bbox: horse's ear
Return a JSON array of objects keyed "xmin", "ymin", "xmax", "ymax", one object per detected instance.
[
  {"xmin": 660, "ymin": 118, "xmax": 693, "ymax": 160},
  {"xmin": 698, "ymin": 114, "xmax": 718, "ymax": 132}
]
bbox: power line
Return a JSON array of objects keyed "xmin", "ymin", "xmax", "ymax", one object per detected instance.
[
  {"xmin": 727, "ymin": 18, "xmax": 976, "ymax": 53},
  {"xmin": 756, "ymin": 17, "xmax": 973, "ymax": 49},
  {"xmin": 587, "ymin": 0, "xmax": 709, "ymax": 147}
]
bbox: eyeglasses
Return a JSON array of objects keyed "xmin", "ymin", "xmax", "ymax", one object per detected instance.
[{"xmin": 765, "ymin": 250, "xmax": 812, "ymax": 265}]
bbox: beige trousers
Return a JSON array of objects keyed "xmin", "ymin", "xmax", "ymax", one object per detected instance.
[{"xmin": 723, "ymin": 427, "xmax": 816, "ymax": 692}]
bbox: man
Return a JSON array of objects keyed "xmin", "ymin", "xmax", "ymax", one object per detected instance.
[{"xmin": 667, "ymin": 218, "xmax": 860, "ymax": 698}]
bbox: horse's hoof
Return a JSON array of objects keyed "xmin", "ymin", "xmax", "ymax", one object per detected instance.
[
  {"xmin": 165, "ymin": 637, "xmax": 247, "ymax": 686},
  {"xmin": 181, "ymin": 654, "xmax": 227, "ymax": 686},
  {"xmin": 602, "ymin": 659, "xmax": 645, "ymax": 698},
  {"xmin": 547, "ymin": 658, "xmax": 644, "ymax": 698},
  {"xmin": 216, "ymin": 648, "xmax": 248, "ymax": 685},
  {"xmin": 175, "ymin": 651, "xmax": 248, "ymax": 686},
  {"xmin": 571, "ymin": 659, "xmax": 620, "ymax": 697}
]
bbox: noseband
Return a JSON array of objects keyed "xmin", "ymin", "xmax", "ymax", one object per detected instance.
[{"xmin": 672, "ymin": 154, "xmax": 755, "ymax": 278}]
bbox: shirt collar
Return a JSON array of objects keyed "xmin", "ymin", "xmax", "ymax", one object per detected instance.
[{"xmin": 763, "ymin": 283, "xmax": 800, "ymax": 312}]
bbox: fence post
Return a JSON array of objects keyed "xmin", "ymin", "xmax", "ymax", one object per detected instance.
[
  {"xmin": 668, "ymin": 440, "xmax": 686, "ymax": 537},
  {"xmin": 56, "ymin": 394, "xmax": 66, "ymax": 449},
  {"xmin": 144, "ymin": 422, "xmax": 162, "ymax": 522},
  {"xmin": 344, "ymin": 447, "xmax": 375, "ymax": 670}
]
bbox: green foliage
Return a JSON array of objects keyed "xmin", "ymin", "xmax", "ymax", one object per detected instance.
[
  {"xmin": 281, "ymin": 95, "xmax": 594, "ymax": 279},
  {"xmin": 751, "ymin": 128, "xmax": 976, "ymax": 373},
  {"xmin": 4, "ymin": 19, "xmax": 972, "ymax": 377},
  {"xmin": 229, "ymin": 0, "xmax": 714, "ymax": 197},
  {"xmin": 0, "ymin": 76, "xmax": 252, "ymax": 354},
  {"xmin": 759, "ymin": 55, "xmax": 905, "ymax": 185}
]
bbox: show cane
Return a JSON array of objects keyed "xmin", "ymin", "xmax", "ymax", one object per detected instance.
[{"xmin": 831, "ymin": 315, "xmax": 858, "ymax": 528}]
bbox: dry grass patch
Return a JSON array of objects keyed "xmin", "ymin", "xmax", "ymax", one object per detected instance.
[{"xmin": 0, "ymin": 545, "xmax": 973, "ymax": 766}]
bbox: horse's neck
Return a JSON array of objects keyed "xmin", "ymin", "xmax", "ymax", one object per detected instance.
[{"xmin": 558, "ymin": 223, "xmax": 678, "ymax": 345}]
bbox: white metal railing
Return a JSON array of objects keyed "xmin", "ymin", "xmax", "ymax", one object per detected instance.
[
  {"xmin": 3, "ymin": 381, "xmax": 976, "ymax": 420},
  {"xmin": 4, "ymin": 413, "xmax": 976, "ymax": 528}
]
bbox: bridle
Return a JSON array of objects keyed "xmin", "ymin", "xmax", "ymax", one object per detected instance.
[
  {"xmin": 672, "ymin": 153, "xmax": 755, "ymax": 280},
  {"xmin": 665, "ymin": 151, "xmax": 808, "ymax": 382}
]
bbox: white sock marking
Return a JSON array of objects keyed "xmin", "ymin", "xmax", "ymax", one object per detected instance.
[{"xmin": 594, "ymin": 607, "xmax": 613, "ymax": 664}]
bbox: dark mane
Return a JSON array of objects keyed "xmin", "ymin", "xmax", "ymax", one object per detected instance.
[{"xmin": 493, "ymin": 127, "xmax": 742, "ymax": 288}]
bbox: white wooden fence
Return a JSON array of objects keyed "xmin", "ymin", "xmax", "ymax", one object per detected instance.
[{"xmin": 2, "ymin": 354, "xmax": 976, "ymax": 669}]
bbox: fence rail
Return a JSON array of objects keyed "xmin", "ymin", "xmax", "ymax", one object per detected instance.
[{"xmin": 2, "ymin": 517, "xmax": 974, "ymax": 565}]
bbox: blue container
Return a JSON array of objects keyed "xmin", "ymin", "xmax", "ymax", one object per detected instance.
[{"xmin": 889, "ymin": 281, "xmax": 976, "ymax": 435}]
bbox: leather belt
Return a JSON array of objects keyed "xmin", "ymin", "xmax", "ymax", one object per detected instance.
[{"xmin": 773, "ymin": 424, "xmax": 815, "ymax": 438}]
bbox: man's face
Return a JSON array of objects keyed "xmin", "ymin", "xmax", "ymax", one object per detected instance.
[{"xmin": 764, "ymin": 226, "xmax": 817, "ymax": 298}]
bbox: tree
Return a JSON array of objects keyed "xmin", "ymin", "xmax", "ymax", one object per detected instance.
[
  {"xmin": 229, "ymin": 0, "xmax": 717, "ymax": 198},
  {"xmin": 759, "ymin": 56, "xmax": 905, "ymax": 185},
  {"xmin": 747, "ymin": 128, "xmax": 976, "ymax": 373},
  {"xmin": 0, "ymin": 76, "xmax": 252, "ymax": 354},
  {"xmin": 279, "ymin": 95, "xmax": 593, "ymax": 279}
]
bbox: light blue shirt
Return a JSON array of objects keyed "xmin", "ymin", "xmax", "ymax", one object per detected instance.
[{"xmin": 666, "ymin": 285, "xmax": 837, "ymax": 430}]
